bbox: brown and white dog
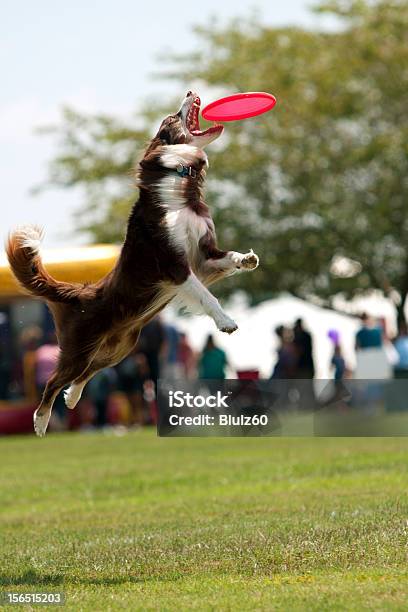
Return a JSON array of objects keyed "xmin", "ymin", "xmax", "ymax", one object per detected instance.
[{"xmin": 6, "ymin": 91, "xmax": 259, "ymax": 436}]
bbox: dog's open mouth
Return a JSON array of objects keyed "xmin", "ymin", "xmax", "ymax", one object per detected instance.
[{"xmin": 186, "ymin": 96, "xmax": 223, "ymax": 137}]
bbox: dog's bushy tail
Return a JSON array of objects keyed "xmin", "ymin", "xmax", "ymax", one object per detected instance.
[{"xmin": 6, "ymin": 226, "xmax": 80, "ymax": 303}]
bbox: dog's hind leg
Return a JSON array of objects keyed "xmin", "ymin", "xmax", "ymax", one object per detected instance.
[
  {"xmin": 62, "ymin": 330, "xmax": 142, "ymax": 413},
  {"xmin": 62, "ymin": 337, "xmax": 110, "ymax": 410},
  {"xmin": 63, "ymin": 360, "xmax": 114, "ymax": 411},
  {"xmin": 33, "ymin": 357, "xmax": 92, "ymax": 437},
  {"xmin": 64, "ymin": 381, "xmax": 88, "ymax": 410},
  {"xmin": 63, "ymin": 368, "xmax": 102, "ymax": 411},
  {"xmin": 34, "ymin": 373, "xmax": 71, "ymax": 437},
  {"xmin": 64, "ymin": 369, "xmax": 103, "ymax": 411}
]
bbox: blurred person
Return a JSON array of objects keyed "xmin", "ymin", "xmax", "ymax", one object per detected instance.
[
  {"xmin": 143, "ymin": 379, "xmax": 158, "ymax": 425},
  {"xmin": 384, "ymin": 321, "xmax": 408, "ymax": 411},
  {"xmin": 355, "ymin": 312, "xmax": 382, "ymax": 350},
  {"xmin": 20, "ymin": 325, "xmax": 42, "ymax": 401},
  {"xmin": 117, "ymin": 350, "xmax": 150, "ymax": 425},
  {"xmin": 293, "ymin": 318, "xmax": 315, "ymax": 379},
  {"xmin": 328, "ymin": 328, "xmax": 347, "ymax": 381},
  {"xmin": 199, "ymin": 335, "xmax": 227, "ymax": 380},
  {"xmin": 292, "ymin": 319, "xmax": 316, "ymax": 410},
  {"xmin": 319, "ymin": 333, "xmax": 351, "ymax": 409},
  {"xmin": 86, "ymin": 367, "xmax": 117, "ymax": 428},
  {"xmin": 355, "ymin": 313, "xmax": 392, "ymax": 379},
  {"xmin": 0, "ymin": 311, "xmax": 11, "ymax": 400},
  {"xmin": 0, "ymin": 344, "xmax": 10, "ymax": 400},
  {"xmin": 270, "ymin": 326, "xmax": 297, "ymax": 411},
  {"xmin": 331, "ymin": 344, "xmax": 346, "ymax": 382},
  {"xmin": 177, "ymin": 332, "xmax": 196, "ymax": 379},
  {"xmin": 138, "ymin": 316, "xmax": 165, "ymax": 396},
  {"xmin": 378, "ymin": 316, "xmax": 399, "ymax": 368},
  {"xmin": 271, "ymin": 325, "xmax": 297, "ymax": 379},
  {"xmin": 393, "ymin": 322, "xmax": 408, "ymax": 378},
  {"xmin": 35, "ymin": 333, "xmax": 59, "ymax": 390},
  {"xmin": 162, "ymin": 323, "xmax": 180, "ymax": 380},
  {"xmin": 0, "ymin": 308, "xmax": 12, "ymax": 400}
]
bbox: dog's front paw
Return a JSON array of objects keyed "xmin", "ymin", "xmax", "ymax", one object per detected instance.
[
  {"xmin": 217, "ymin": 315, "xmax": 238, "ymax": 334},
  {"xmin": 241, "ymin": 249, "xmax": 259, "ymax": 270},
  {"xmin": 220, "ymin": 323, "xmax": 238, "ymax": 334}
]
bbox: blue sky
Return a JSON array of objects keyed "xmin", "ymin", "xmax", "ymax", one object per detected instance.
[{"xmin": 0, "ymin": 0, "xmax": 334, "ymax": 247}]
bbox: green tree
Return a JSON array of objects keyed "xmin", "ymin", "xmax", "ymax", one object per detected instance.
[
  {"xmin": 37, "ymin": 107, "xmax": 150, "ymax": 242},
  {"xmin": 40, "ymin": 1, "xmax": 408, "ymax": 321}
]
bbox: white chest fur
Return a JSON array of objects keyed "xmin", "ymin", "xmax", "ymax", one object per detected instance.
[
  {"xmin": 166, "ymin": 206, "xmax": 209, "ymax": 262},
  {"xmin": 158, "ymin": 175, "xmax": 208, "ymax": 265}
]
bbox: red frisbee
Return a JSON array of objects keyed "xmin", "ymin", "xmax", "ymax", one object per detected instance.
[{"xmin": 201, "ymin": 92, "xmax": 276, "ymax": 122}]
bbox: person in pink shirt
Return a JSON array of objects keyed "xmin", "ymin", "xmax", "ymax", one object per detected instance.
[{"xmin": 35, "ymin": 341, "xmax": 60, "ymax": 388}]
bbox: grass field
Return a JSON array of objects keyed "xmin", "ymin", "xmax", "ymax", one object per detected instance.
[{"xmin": 1, "ymin": 431, "xmax": 408, "ymax": 610}]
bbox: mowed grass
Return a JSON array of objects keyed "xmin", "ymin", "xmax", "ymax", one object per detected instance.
[{"xmin": 1, "ymin": 432, "xmax": 408, "ymax": 611}]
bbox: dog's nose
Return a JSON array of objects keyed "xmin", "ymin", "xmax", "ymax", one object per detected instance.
[{"xmin": 186, "ymin": 90, "xmax": 193, "ymax": 97}]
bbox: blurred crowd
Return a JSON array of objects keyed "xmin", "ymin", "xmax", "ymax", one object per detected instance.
[
  {"xmin": 273, "ymin": 313, "xmax": 408, "ymax": 382},
  {"xmin": 1, "ymin": 310, "xmax": 408, "ymax": 430}
]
